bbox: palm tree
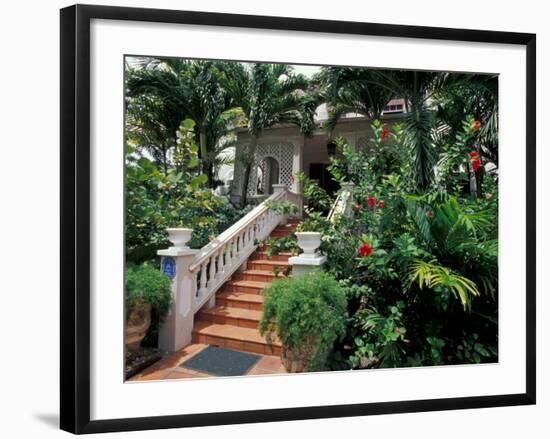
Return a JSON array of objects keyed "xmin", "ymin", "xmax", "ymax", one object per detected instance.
[
  {"xmin": 322, "ymin": 68, "xmax": 481, "ymax": 192},
  {"xmin": 317, "ymin": 66, "xmax": 394, "ymax": 133},
  {"xmin": 126, "ymin": 58, "xmax": 237, "ymax": 186},
  {"xmin": 222, "ymin": 63, "xmax": 319, "ymax": 205}
]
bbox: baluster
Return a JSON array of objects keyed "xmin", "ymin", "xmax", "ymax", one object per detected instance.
[
  {"xmin": 208, "ymin": 254, "xmax": 217, "ymax": 287},
  {"xmin": 217, "ymin": 246, "xmax": 225, "ymax": 276},
  {"xmin": 226, "ymin": 240, "xmax": 233, "ymax": 268},
  {"xmin": 199, "ymin": 262, "xmax": 207, "ymax": 296}
]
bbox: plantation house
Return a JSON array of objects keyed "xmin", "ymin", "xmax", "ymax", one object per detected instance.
[{"xmin": 228, "ymin": 99, "xmax": 406, "ymax": 204}]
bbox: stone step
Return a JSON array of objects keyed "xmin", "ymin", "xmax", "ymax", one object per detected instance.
[
  {"xmin": 216, "ymin": 291, "xmax": 264, "ymax": 311},
  {"xmin": 248, "ymin": 259, "xmax": 290, "ymax": 271},
  {"xmin": 197, "ymin": 305, "xmax": 261, "ymax": 329},
  {"xmin": 223, "ymin": 279, "xmax": 270, "ymax": 295},
  {"xmin": 192, "ymin": 321, "xmax": 281, "ymax": 356},
  {"xmin": 233, "ymin": 269, "xmax": 288, "ymax": 283}
]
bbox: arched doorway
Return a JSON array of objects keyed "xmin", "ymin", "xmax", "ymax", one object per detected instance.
[{"xmin": 256, "ymin": 156, "xmax": 280, "ymax": 195}]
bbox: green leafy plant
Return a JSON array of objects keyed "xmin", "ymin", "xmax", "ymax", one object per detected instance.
[
  {"xmin": 296, "ymin": 211, "xmax": 329, "ymax": 233},
  {"xmin": 265, "ymin": 235, "xmax": 300, "ymax": 259},
  {"xmin": 265, "ymin": 200, "xmax": 299, "ymax": 216},
  {"xmin": 259, "ymin": 271, "xmax": 347, "ymax": 371},
  {"xmin": 125, "ymin": 263, "xmax": 172, "ymax": 323},
  {"xmin": 295, "ymin": 171, "xmax": 333, "ymax": 212},
  {"xmin": 349, "ymin": 301, "xmax": 408, "ymax": 368},
  {"xmin": 408, "ymin": 259, "xmax": 480, "ymax": 310}
]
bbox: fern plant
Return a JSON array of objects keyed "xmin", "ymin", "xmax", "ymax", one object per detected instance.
[{"xmin": 259, "ymin": 271, "xmax": 347, "ymax": 371}]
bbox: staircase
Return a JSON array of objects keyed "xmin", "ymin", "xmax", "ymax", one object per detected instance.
[{"xmin": 192, "ymin": 220, "xmax": 299, "ymax": 356}]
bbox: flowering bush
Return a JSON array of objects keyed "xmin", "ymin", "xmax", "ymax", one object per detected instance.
[{"xmin": 314, "ymin": 118, "xmax": 498, "ymax": 370}]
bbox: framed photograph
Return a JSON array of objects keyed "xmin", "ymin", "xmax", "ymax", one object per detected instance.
[{"xmin": 60, "ymin": 4, "xmax": 536, "ymax": 434}]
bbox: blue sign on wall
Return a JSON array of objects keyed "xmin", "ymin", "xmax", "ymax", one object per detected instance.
[{"xmin": 161, "ymin": 257, "xmax": 176, "ymax": 279}]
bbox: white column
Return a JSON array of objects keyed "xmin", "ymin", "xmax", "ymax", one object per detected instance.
[{"xmin": 157, "ymin": 247, "xmax": 200, "ymax": 352}]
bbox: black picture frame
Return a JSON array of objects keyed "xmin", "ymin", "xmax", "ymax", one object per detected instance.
[{"xmin": 60, "ymin": 4, "xmax": 536, "ymax": 434}]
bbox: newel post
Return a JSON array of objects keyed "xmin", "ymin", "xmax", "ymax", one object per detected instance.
[{"xmin": 157, "ymin": 230, "xmax": 199, "ymax": 352}]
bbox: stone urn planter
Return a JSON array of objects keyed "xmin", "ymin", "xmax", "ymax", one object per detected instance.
[
  {"xmin": 281, "ymin": 344, "xmax": 316, "ymax": 373},
  {"xmin": 125, "ymin": 301, "xmax": 152, "ymax": 351},
  {"xmin": 166, "ymin": 227, "xmax": 193, "ymax": 249},
  {"xmin": 295, "ymin": 231, "xmax": 322, "ymax": 258}
]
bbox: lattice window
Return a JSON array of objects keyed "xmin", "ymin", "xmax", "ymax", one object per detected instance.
[{"xmin": 246, "ymin": 143, "xmax": 294, "ymax": 197}]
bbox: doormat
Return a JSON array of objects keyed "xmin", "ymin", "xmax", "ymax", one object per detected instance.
[{"xmin": 180, "ymin": 345, "xmax": 261, "ymax": 376}]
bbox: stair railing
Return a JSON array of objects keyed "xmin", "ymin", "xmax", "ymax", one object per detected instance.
[
  {"xmin": 188, "ymin": 185, "xmax": 302, "ymax": 313},
  {"xmin": 158, "ymin": 184, "xmax": 302, "ymax": 351},
  {"xmin": 327, "ymin": 181, "xmax": 355, "ymax": 222}
]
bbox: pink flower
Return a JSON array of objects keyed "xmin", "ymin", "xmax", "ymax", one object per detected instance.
[{"xmin": 377, "ymin": 200, "xmax": 386, "ymax": 209}]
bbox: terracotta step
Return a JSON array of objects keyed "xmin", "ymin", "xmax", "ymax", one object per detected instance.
[
  {"xmin": 233, "ymin": 269, "xmax": 287, "ymax": 283},
  {"xmin": 248, "ymin": 259, "xmax": 290, "ymax": 271},
  {"xmin": 192, "ymin": 321, "xmax": 281, "ymax": 356},
  {"xmin": 217, "ymin": 291, "xmax": 264, "ymax": 311},
  {"xmin": 223, "ymin": 279, "xmax": 270, "ymax": 295},
  {"xmin": 251, "ymin": 251, "xmax": 294, "ymax": 262},
  {"xmin": 197, "ymin": 305, "xmax": 261, "ymax": 329}
]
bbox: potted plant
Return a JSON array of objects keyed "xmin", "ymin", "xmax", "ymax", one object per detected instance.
[
  {"xmin": 259, "ymin": 271, "xmax": 347, "ymax": 372},
  {"xmin": 125, "ymin": 263, "xmax": 172, "ymax": 351},
  {"xmin": 294, "ymin": 212, "xmax": 327, "ymax": 258}
]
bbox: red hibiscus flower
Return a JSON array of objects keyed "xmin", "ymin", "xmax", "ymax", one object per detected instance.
[
  {"xmin": 468, "ymin": 151, "xmax": 482, "ymax": 172},
  {"xmin": 358, "ymin": 242, "xmax": 373, "ymax": 258},
  {"xmin": 472, "ymin": 120, "xmax": 482, "ymax": 131},
  {"xmin": 377, "ymin": 200, "xmax": 386, "ymax": 209},
  {"xmin": 380, "ymin": 126, "xmax": 390, "ymax": 140},
  {"xmin": 367, "ymin": 196, "xmax": 376, "ymax": 207}
]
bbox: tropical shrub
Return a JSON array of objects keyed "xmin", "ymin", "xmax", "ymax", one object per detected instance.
[
  {"xmin": 125, "ymin": 119, "xmax": 247, "ymax": 263},
  {"xmin": 259, "ymin": 271, "xmax": 347, "ymax": 371},
  {"xmin": 311, "ymin": 119, "xmax": 498, "ymax": 369}
]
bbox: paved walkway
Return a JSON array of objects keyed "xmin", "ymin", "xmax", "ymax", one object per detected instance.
[{"xmin": 129, "ymin": 343, "xmax": 286, "ymax": 381}]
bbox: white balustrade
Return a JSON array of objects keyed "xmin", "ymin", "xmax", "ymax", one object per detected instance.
[
  {"xmin": 158, "ymin": 185, "xmax": 302, "ymax": 351},
  {"xmin": 188, "ymin": 186, "xmax": 301, "ymax": 312}
]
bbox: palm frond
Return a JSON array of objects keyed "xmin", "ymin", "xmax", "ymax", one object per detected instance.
[{"xmin": 408, "ymin": 259, "xmax": 480, "ymax": 310}]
